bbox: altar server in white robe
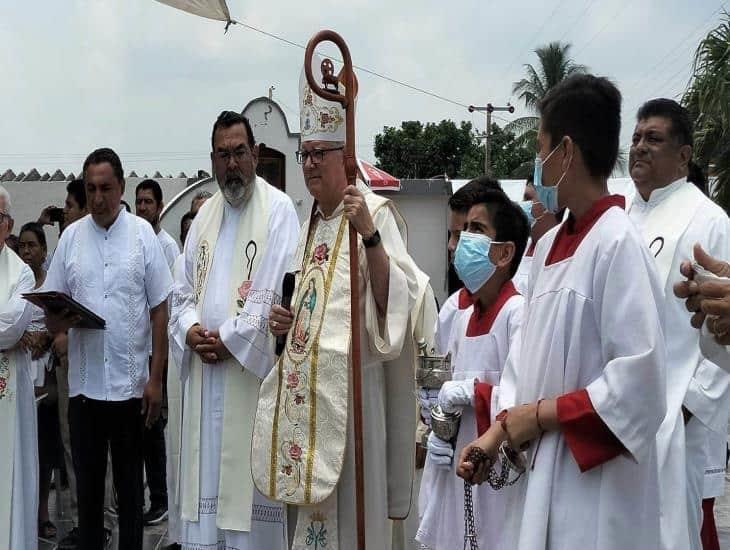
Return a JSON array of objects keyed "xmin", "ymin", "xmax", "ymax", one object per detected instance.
[
  {"xmin": 417, "ymin": 187, "xmax": 528, "ymax": 550},
  {"xmin": 253, "ymin": 55, "xmax": 436, "ymax": 550},
  {"xmin": 458, "ymin": 75, "xmax": 667, "ymax": 550},
  {"xmin": 433, "ymin": 177, "xmax": 503, "ymax": 356},
  {"xmin": 0, "ymin": 190, "xmax": 38, "ymax": 549},
  {"xmin": 513, "ymin": 180, "xmax": 560, "ymax": 297},
  {"xmin": 169, "ymin": 111, "xmax": 300, "ymax": 550},
  {"xmin": 423, "ymin": 178, "xmax": 499, "ymax": 434},
  {"xmin": 626, "ymin": 98, "xmax": 730, "ymax": 550}
]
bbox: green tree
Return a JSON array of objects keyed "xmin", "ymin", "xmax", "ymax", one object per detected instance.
[
  {"xmin": 683, "ymin": 12, "xmax": 730, "ymax": 210},
  {"xmin": 374, "ymin": 120, "xmax": 532, "ymax": 179},
  {"xmin": 505, "ymin": 41, "xmax": 587, "ymax": 151}
]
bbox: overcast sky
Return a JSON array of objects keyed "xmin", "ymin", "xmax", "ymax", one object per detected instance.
[{"xmin": 0, "ymin": 0, "xmax": 724, "ymax": 177}]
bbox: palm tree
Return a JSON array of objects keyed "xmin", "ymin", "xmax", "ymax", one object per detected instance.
[
  {"xmin": 505, "ymin": 41, "xmax": 587, "ymax": 162},
  {"xmin": 683, "ymin": 12, "xmax": 730, "ymax": 210}
]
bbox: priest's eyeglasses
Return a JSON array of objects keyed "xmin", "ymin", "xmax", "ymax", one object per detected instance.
[
  {"xmin": 0, "ymin": 212, "xmax": 9, "ymax": 224},
  {"xmin": 215, "ymin": 148, "xmax": 251, "ymax": 162},
  {"xmin": 295, "ymin": 146, "xmax": 344, "ymax": 165}
]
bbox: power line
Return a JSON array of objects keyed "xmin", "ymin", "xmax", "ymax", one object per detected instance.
[
  {"xmin": 623, "ymin": 59, "xmax": 695, "ymax": 118},
  {"xmin": 500, "ymin": 0, "xmax": 566, "ymax": 90},
  {"xmin": 573, "ymin": 0, "xmax": 633, "ymax": 57},
  {"xmin": 230, "ymin": 18, "xmax": 476, "ymax": 112},
  {"xmin": 622, "ymin": 3, "xmax": 725, "ymax": 98},
  {"xmin": 558, "ymin": 0, "xmax": 600, "ymax": 43}
]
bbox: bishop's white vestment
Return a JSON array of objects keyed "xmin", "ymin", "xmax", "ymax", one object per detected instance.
[
  {"xmin": 628, "ymin": 177, "xmax": 730, "ymax": 549},
  {"xmin": 417, "ymin": 281, "xmax": 523, "ymax": 550},
  {"xmin": 169, "ymin": 178, "xmax": 300, "ymax": 550},
  {"xmin": 252, "ymin": 181, "xmax": 436, "ymax": 550},
  {"xmin": 497, "ymin": 195, "xmax": 666, "ymax": 550},
  {"xmin": 0, "ymin": 245, "xmax": 38, "ymax": 550}
]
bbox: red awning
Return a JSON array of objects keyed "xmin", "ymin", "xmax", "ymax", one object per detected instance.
[{"xmin": 357, "ymin": 159, "xmax": 400, "ymax": 190}]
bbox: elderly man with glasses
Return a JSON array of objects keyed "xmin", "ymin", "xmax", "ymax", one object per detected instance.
[{"xmin": 252, "ymin": 57, "xmax": 436, "ymax": 550}]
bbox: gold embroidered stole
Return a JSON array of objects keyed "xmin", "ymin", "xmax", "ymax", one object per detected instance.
[
  {"xmin": 252, "ymin": 210, "xmax": 352, "ymax": 506},
  {"xmin": 0, "ymin": 246, "xmax": 25, "ymax": 546},
  {"xmin": 180, "ymin": 179, "xmax": 269, "ymax": 532}
]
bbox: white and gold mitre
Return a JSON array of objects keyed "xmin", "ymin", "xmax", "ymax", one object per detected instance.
[{"xmin": 298, "ymin": 53, "xmax": 357, "ymax": 143}]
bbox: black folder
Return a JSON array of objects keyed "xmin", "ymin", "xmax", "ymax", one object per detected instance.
[{"xmin": 22, "ymin": 291, "xmax": 106, "ymax": 330}]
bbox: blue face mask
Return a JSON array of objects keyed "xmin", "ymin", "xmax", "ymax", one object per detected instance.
[
  {"xmin": 453, "ymin": 232, "xmax": 501, "ymax": 293},
  {"xmin": 533, "ymin": 142, "xmax": 568, "ymax": 214},
  {"xmin": 519, "ymin": 201, "xmax": 535, "ymax": 227}
]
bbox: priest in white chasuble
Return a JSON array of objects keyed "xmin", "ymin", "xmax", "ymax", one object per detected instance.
[
  {"xmin": 416, "ymin": 187, "xmax": 528, "ymax": 550},
  {"xmin": 0, "ymin": 190, "xmax": 38, "ymax": 549},
  {"xmin": 627, "ymin": 98, "xmax": 730, "ymax": 550},
  {"xmin": 458, "ymin": 75, "xmax": 667, "ymax": 550},
  {"xmin": 168, "ymin": 111, "xmax": 300, "ymax": 550},
  {"xmin": 251, "ymin": 56, "xmax": 437, "ymax": 550}
]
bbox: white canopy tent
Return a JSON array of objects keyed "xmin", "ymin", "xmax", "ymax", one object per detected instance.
[{"xmin": 154, "ymin": 0, "xmax": 232, "ymax": 21}]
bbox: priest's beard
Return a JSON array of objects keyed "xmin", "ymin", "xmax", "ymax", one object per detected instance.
[{"xmin": 220, "ymin": 170, "xmax": 255, "ymax": 208}]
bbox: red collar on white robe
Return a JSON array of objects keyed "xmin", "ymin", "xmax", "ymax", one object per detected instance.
[
  {"xmin": 466, "ymin": 280, "xmax": 519, "ymax": 337},
  {"xmin": 545, "ymin": 195, "xmax": 625, "ymax": 266},
  {"xmin": 457, "ymin": 287, "xmax": 474, "ymax": 310}
]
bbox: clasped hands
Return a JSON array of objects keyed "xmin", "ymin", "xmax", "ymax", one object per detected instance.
[
  {"xmin": 12, "ymin": 330, "xmax": 52, "ymax": 359},
  {"xmin": 673, "ymin": 243, "xmax": 730, "ymax": 345},
  {"xmin": 186, "ymin": 324, "xmax": 232, "ymax": 364}
]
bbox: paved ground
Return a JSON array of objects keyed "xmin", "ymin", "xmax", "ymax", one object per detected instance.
[
  {"xmin": 40, "ymin": 486, "xmax": 170, "ymax": 550},
  {"xmin": 38, "ymin": 473, "xmax": 730, "ymax": 549}
]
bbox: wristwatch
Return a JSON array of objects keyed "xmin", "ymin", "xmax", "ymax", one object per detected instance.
[{"xmin": 362, "ymin": 229, "xmax": 381, "ymax": 248}]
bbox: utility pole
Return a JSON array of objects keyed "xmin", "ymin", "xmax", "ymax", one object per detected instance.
[{"xmin": 468, "ymin": 102, "xmax": 515, "ymax": 176}]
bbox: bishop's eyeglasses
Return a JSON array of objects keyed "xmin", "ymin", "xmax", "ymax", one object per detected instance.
[{"xmin": 295, "ymin": 146, "xmax": 344, "ymax": 165}]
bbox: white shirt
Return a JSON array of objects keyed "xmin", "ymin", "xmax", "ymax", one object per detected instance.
[
  {"xmin": 157, "ymin": 228, "xmax": 181, "ymax": 272},
  {"xmin": 44, "ymin": 209, "xmax": 173, "ymax": 401}
]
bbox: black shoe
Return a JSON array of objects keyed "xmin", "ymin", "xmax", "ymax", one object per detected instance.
[
  {"xmin": 163, "ymin": 545, "xmax": 181, "ymax": 550},
  {"xmin": 143, "ymin": 505, "xmax": 168, "ymax": 526},
  {"xmin": 57, "ymin": 527, "xmax": 79, "ymax": 550},
  {"xmin": 58, "ymin": 526, "xmax": 112, "ymax": 549}
]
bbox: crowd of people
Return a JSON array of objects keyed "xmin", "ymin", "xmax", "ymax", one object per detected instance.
[{"xmin": 2, "ymin": 59, "xmax": 730, "ymax": 550}]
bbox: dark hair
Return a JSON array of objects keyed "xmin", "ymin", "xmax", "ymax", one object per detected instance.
[
  {"xmin": 66, "ymin": 179, "xmax": 87, "ymax": 210},
  {"xmin": 82, "ymin": 148, "xmax": 124, "ymax": 185},
  {"xmin": 121, "ymin": 200, "xmax": 131, "ymax": 212},
  {"xmin": 539, "ymin": 74, "xmax": 621, "ymax": 179},
  {"xmin": 448, "ymin": 176, "xmax": 503, "ymax": 213},
  {"xmin": 688, "ymin": 160, "xmax": 708, "ymax": 196},
  {"xmin": 211, "ymin": 111, "xmax": 255, "ymax": 150},
  {"xmin": 19, "ymin": 221, "xmax": 47, "ymax": 249},
  {"xmin": 136, "ymin": 179, "xmax": 163, "ymax": 205},
  {"xmin": 636, "ymin": 98, "xmax": 693, "ymax": 148},
  {"xmin": 470, "ymin": 189, "xmax": 529, "ymax": 278},
  {"xmin": 180, "ymin": 210, "xmax": 196, "ymax": 242}
]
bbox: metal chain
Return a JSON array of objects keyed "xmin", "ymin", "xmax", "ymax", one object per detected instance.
[
  {"xmin": 464, "ymin": 448, "xmax": 489, "ymax": 550},
  {"xmin": 463, "ymin": 444, "xmax": 527, "ymax": 549}
]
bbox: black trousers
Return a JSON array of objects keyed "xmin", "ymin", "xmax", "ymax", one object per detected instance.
[
  {"xmin": 143, "ymin": 415, "xmax": 168, "ymax": 509},
  {"xmin": 69, "ymin": 396, "xmax": 144, "ymax": 550}
]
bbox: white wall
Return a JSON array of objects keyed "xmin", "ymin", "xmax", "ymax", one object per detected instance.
[{"xmin": 243, "ymin": 98, "xmax": 312, "ymax": 223}]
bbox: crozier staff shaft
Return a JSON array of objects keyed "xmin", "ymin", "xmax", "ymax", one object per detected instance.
[{"xmin": 304, "ymin": 30, "xmax": 365, "ymax": 550}]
